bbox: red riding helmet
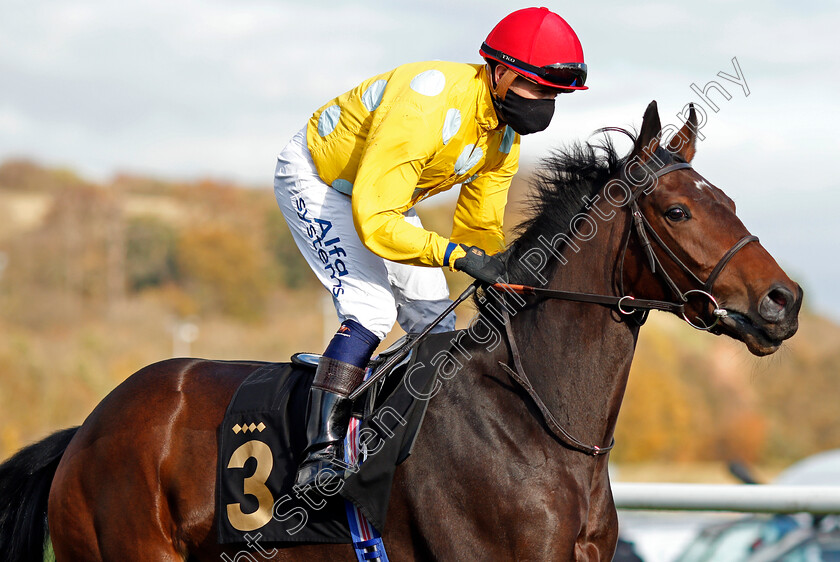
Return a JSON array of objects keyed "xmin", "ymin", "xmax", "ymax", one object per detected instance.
[{"xmin": 480, "ymin": 7, "xmax": 588, "ymax": 90}]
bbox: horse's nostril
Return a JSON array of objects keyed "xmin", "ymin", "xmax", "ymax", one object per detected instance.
[
  {"xmin": 769, "ymin": 289, "xmax": 788, "ymax": 309},
  {"xmin": 759, "ymin": 286, "xmax": 795, "ymax": 322}
]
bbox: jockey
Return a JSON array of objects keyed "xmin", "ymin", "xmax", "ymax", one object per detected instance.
[{"xmin": 273, "ymin": 7, "xmax": 588, "ymax": 490}]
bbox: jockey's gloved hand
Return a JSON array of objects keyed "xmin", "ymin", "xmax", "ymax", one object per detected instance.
[{"xmin": 453, "ymin": 245, "xmax": 506, "ymax": 285}]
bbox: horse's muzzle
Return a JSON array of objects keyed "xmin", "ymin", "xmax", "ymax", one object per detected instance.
[{"xmin": 716, "ymin": 284, "xmax": 802, "ymax": 356}]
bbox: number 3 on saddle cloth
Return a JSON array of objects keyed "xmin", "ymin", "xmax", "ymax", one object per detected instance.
[{"xmin": 216, "ymin": 333, "xmax": 447, "ymax": 557}]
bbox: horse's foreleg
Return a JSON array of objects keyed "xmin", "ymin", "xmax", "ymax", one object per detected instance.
[{"xmin": 575, "ymin": 464, "xmax": 620, "ymax": 561}]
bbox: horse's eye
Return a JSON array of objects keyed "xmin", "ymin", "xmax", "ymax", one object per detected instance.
[{"xmin": 665, "ymin": 206, "xmax": 690, "ymax": 222}]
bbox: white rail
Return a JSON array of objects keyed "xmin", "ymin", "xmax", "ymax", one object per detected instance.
[{"xmin": 612, "ymin": 483, "xmax": 840, "ymax": 515}]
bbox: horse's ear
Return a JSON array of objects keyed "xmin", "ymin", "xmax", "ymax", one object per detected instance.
[
  {"xmin": 666, "ymin": 102, "xmax": 698, "ymax": 162},
  {"xmin": 633, "ymin": 100, "xmax": 661, "ymax": 161}
]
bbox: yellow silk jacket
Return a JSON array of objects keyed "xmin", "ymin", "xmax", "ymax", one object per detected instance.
[{"xmin": 305, "ymin": 61, "xmax": 520, "ymax": 268}]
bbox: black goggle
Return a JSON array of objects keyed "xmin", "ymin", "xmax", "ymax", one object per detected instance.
[
  {"xmin": 481, "ymin": 42, "xmax": 588, "ymax": 88},
  {"xmin": 540, "ymin": 62, "xmax": 588, "ymax": 88}
]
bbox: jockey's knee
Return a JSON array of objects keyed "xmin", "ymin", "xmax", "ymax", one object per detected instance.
[
  {"xmin": 337, "ymin": 298, "xmax": 398, "ymax": 342},
  {"xmin": 396, "ymin": 298, "xmax": 456, "ymax": 334}
]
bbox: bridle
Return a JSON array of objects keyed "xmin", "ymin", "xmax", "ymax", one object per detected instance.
[
  {"xmin": 492, "ymin": 158, "xmax": 759, "ymax": 456},
  {"xmin": 623, "ymin": 161, "xmax": 758, "ymax": 329},
  {"xmin": 494, "ymin": 160, "xmax": 759, "ymax": 331}
]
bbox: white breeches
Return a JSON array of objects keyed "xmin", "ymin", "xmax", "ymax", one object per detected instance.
[{"xmin": 273, "ymin": 128, "xmax": 455, "ymax": 340}]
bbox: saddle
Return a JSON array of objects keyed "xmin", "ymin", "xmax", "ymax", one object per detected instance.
[{"xmin": 216, "ymin": 332, "xmax": 448, "ymax": 545}]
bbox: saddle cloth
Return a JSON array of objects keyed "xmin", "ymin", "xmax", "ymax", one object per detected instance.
[{"xmin": 216, "ymin": 332, "xmax": 449, "ymax": 544}]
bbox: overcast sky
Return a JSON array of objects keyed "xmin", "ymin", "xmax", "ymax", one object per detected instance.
[{"xmin": 2, "ymin": 0, "xmax": 839, "ymax": 318}]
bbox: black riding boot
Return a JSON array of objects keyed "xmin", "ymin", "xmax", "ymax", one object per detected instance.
[{"xmin": 294, "ymin": 356, "xmax": 365, "ymax": 490}]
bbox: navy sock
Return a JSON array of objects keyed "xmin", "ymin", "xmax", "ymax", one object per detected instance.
[{"xmin": 323, "ymin": 320, "xmax": 380, "ymax": 368}]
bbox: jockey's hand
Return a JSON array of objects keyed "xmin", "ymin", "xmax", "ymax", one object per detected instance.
[{"xmin": 453, "ymin": 245, "xmax": 506, "ymax": 285}]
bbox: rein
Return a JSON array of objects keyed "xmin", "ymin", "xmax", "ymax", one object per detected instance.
[{"xmin": 492, "ymin": 159, "xmax": 759, "ymax": 456}]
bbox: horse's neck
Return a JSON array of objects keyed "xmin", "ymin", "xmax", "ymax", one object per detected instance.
[
  {"xmin": 387, "ymin": 221, "xmax": 639, "ymax": 550},
  {"xmin": 397, "ymin": 215, "xmax": 639, "ymax": 484},
  {"xmin": 507, "ymin": 215, "xmax": 640, "ymax": 449}
]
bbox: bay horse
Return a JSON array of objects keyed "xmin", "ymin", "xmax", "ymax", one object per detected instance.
[{"xmin": 0, "ymin": 101, "xmax": 801, "ymax": 561}]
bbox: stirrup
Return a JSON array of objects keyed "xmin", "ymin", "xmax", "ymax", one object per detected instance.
[{"xmin": 294, "ymin": 453, "xmax": 346, "ymax": 490}]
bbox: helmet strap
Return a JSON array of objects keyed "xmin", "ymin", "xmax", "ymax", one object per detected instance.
[{"xmin": 492, "ymin": 67, "xmax": 518, "ymax": 102}]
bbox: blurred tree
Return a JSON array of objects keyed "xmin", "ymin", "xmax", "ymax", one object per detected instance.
[
  {"xmin": 615, "ymin": 320, "xmax": 714, "ymax": 463},
  {"xmin": 3, "ymin": 183, "xmax": 124, "ymax": 324},
  {"xmin": 125, "ymin": 216, "xmax": 178, "ymax": 292},
  {"xmin": 0, "ymin": 159, "xmax": 86, "ymax": 193},
  {"xmin": 176, "ymin": 224, "xmax": 272, "ymax": 321},
  {"xmin": 264, "ymin": 210, "xmax": 315, "ymax": 289},
  {"xmin": 614, "ymin": 364, "xmax": 698, "ymax": 463},
  {"xmin": 718, "ymin": 409, "xmax": 768, "ymax": 464},
  {"xmin": 758, "ymin": 347, "xmax": 840, "ymax": 462}
]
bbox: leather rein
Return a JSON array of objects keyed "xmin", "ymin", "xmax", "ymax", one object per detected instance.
[{"xmin": 491, "ymin": 160, "xmax": 759, "ymax": 456}]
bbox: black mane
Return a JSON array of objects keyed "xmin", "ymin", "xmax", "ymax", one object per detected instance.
[{"xmin": 503, "ymin": 131, "xmax": 630, "ymax": 285}]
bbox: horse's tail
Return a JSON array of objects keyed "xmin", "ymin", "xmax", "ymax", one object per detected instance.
[{"xmin": 0, "ymin": 426, "xmax": 79, "ymax": 562}]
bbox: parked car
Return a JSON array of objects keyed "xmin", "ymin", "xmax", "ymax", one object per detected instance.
[
  {"xmin": 745, "ymin": 517, "xmax": 840, "ymax": 561},
  {"xmin": 675, "ymin": 514, "xmax": 804, "ymax": 562},
  {"xmin": 674, "ymin": 451, "xmax": 840, "ymax": 561}
]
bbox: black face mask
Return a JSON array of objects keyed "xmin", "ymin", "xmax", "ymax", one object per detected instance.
[{"xmin": 493, "ymin": 89, "xmax": 556, "ymax": 135}]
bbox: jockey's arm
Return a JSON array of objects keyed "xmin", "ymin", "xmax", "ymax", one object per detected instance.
[
  {"xmin": 351, "ymin": 100, "xmax": 468, "ymax": 269},
  {"xmin": 450, "ymin": 141, "xmax": 519, "ymax": 255}
]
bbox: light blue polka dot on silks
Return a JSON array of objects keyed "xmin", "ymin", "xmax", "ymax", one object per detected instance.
[
  {"xmin": 442, "ymin": 108, "xmax": 462, "ymax": 145},
  {"xmin": 317, "ymin": 105, "xmax": 341, "ymax": 137},
  {"xmin": 463, "ymin": 173, "xmax": 478, "ymax": 184},
  {"xmin": 454, "ymin": 144, "xmax": 483, "ymax": 176},
  {"xmin": 331, "ymin": 178, "xmax": 353, "ymax": 195},
  {"xmin": 410, "ymin": 70, "xmax": 446, "ymax": 97},
  {"xmin": 362, "ymin": 80, "xmax": 387, "ymax": 111},
  {"xmin": 499, "ymin": 125, "xmax": 516, "ymax": 154}
]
